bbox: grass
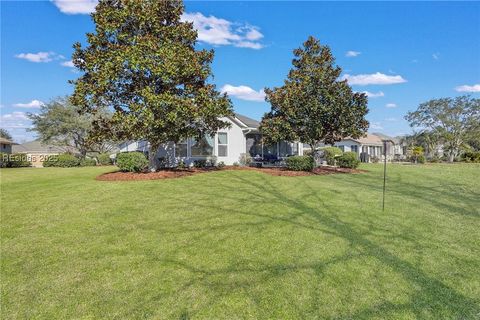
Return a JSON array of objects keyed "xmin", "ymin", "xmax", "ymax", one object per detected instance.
[{"xmin": 1, "ymin": 164, "xmax": 479, "ymax": 319}]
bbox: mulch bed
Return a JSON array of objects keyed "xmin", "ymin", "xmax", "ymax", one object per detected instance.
[{"xmin": 96, "ymin": 166, "xmax": 367, "ymax": 181}]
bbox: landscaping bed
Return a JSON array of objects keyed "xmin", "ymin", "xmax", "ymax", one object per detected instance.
[{"xmin": 96, "ymin": 165, "xmax": 367, "ymax": 181}]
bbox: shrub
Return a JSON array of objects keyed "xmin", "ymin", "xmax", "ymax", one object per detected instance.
[
  {"xmin": 233, "ymin": 162, "xmax": 240, "ymax": 167},
  {"xmin": 239, "ymin": 153, "xmax": 252, "ymax": 166},
  {"xmin": 217, "ymin": 161, "xmax": 226, "ymax": 169},
  {"xmin": 337, "ymin": 152, "xmax": 360, "ymax": 169},
  {"xmin": 462, "ymin": 151, "xmax": 480, "ymax": 163},
  {"xmin": 116, "ymin": 152, "xmax": 148, "ymax": 172},
  {"xmin": 2, "ymin": 153, "xmax": 31, "ymax": 168},
  {"xmin": 80, "ymin": 158, "xmax": 97, "ymax": 167},
  {"xmin": 97, "ymin": 153, "xmax": 112, "ymax": 165},
  {"xmin": 193, "ymin": 159, "xmax": 207, "ymax": 168},
  {"xmin": 286, "ymin": 155, "xmax": 315, "ymax": 171},
  {"xmin": 0, "ymin": 152, "xmax": 9, "ymax": 168},
  {"xmin": 43, "ymin": 154, "xmax": 80, "ymax": 167},
  {"xmin": 417, "ymin": 154, "xmax": 426, "ymax": 164},
  {"xmin": 177, "ymin": 160, "xmax": 187, "ymax": 169},
  {"xmin": 321, "ymin": 147, "xmax": 343, "ymax": 166},
  {"xmin": 370, "ymin": 156, "xmax": 380, "ymax": 163}
]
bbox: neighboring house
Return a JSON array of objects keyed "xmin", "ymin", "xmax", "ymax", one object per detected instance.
[
  {"xmin": 311, "ymin": 133, "xmax": 407, "ymax": 163},
  {"xmin": 12, "ymin": 140, "xmax": 70, "ymax": 167},
  {"xmin": 0, "ymin": 137, "xmax": 16, "ymax": 154},
  {"xmin": 118, "ymin": 113, "xmax": 304, "ymax": 166}
]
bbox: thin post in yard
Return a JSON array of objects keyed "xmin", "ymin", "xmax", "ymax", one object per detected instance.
[{"xmin": 382, "ymin": 140, "xmax": 387, "ymax": 211}]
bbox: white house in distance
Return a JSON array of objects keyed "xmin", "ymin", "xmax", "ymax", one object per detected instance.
[{"xmin": 119, "ymin": 113, "xmax": 304, "ymax": 166}]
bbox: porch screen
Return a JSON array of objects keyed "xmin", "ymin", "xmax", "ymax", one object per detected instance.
[
  {"xmin": 175, "ymin": 140, "xmax": 187, "ymax": 157},
  {"xmin": 191, "ymin": 135, "xmax": 214, "ymax": 156}
]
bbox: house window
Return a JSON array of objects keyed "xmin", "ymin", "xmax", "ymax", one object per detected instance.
[
  {"xmin": 351, "ymin": 145, "xmax": 358, "ymax": 153},
  {"xmin": 191, "ymin": 135, "xmax": 214, "ymax": 156},
  {"xmin": 218, "ymin": 133, "xmax": 228, "ymax": 157},
  {"xmin": 175, "ymin": 140, "xmax": 187, "ymax": 157},
  {"xmin": 339, "ymin": 146, "xmax": 345, "ymax": 152}
]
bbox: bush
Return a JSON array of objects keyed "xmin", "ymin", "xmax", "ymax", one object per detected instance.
[
  {"xmin": 233, "ymin": 162, "xmax": 240, "ymax": 167},
  {"xmin": 286, "ymin": 155, "xmax": 315, "ymax": 171},
  {"xmin": 417, "ymin": 154, "xmax": 426, "ymax": 164},
  {"xmin": 193, "ymin": 159, "xmax": 207, "ymax": 168},
  {"xmin": 116, "ymin": 152, "xmax": 148, "ymax": 172},
  {"xmin": 97, "ymin": 153, "xmax": 112, "ymax": 165},
  {"xmin": 321, "ymin": 147, "xmax": 343, "ymax": 166},
  {"xmin": 43, "ymin": 154, "xmax": 80, "ymax": 167},
  {"xmin": 337, "ymin": 152, "xmax": 360, "ymax": 169},
  {"xmin": 239, "ymin": 153, "xmax": 252, "ymax": 166},
  {"xmin": 177, "ymin": 160, "xmax": 187, "ymax": 169},
  {"xmin": 80, "ymin": 158, "xmax": 97, "ymax": 167},
  {"xmin": 462, "ymin": 151, "xmax": 480, "ymax": 163},
  {"xmin": 1, "ymin": 153, "xmax": 31, "ymax": 168},
  {"xmin": 217, "ymin": 161, "xmax": 226, "ymax": 169}
]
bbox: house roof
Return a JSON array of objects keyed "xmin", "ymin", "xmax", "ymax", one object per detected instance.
[
  {"xmin": 354, "ymin": 133, "xmax": 386, "ymax": 145},
  {"xmin": 12, "ymin": 140, "xmax": 68, "ymax": 154},
  {"xmin": 0, "ymin": 137, "xmax": 16, "ymax": 145},
  {"xmin": 371, "ymin": 132, "xmax": 400, "ymax": 144},
  {"xmin": 234, "ymin": 113, "xmax": 260, "ymax": 128}
]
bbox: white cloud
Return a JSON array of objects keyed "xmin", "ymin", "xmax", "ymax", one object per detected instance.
[
  {"xmin": 385, "ymin": 117, "xmax": 397, "ymax": 122},
  {"xmin": 385, "ymin": 103, "xmax": 397, "ymax": 108},
  {"xmin": 15, "ymin": 51, "xmax": 57, "ymax": 63},
  {"xmin": 370, "ymin": 122, "xmax": 383, "ymax": 130},
  {"xmin": 60, "ymin": 60, "xmax": 75, "ymax": 68},
  {"xmin": 345, "ymin": 51, "xmax": 361, "ymax": 57},
  {"xmin": 455, "ymin": 84, "xmax": 480, "ymax": 93},
  {"xmin": 13, "ymin": 100, "xmax": 44, "ymax": 109},
  {"xmin": 51, "ymin": 0, "xmax": 97, "ymax": 14},
  {"xmin": 221, "ymin": 84, "xmax": 265, "ymax": 102},
  {"xmin": 432, "ymin": 52, "xmax": 440, "ymax": 60},
  {"xmin": 0, "ymin": 112, "xmax": 32, "ymax": 129},
  {"xmin": 361, "ymin": 91, "xmax": 384, "ymax": 98},
  {"xmin": 182, "ymin": 12, "xmax": 264, "ymax": 49},
  {"xmin": 342, "ymin": 72, "xmax": 407, "ymax": 86}
]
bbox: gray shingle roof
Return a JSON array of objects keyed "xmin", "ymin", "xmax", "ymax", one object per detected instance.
[
  {"xmin": 12, "ymin": 140, "xmax": 68, "ymax": 154},
  {"xmin": 234, "ymin": 113, "xmax": 260, "ymax": 128}
]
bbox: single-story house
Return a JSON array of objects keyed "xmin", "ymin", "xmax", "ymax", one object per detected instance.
[
  {"xmin": 312, "ymin": 133, "xmax": 405, "ymax": 162},
  {"xmin": 119, "ymin": 113, "xmax": 304, "ymax": 167},
  {"xmin": 0, "ymin": 137, "xmax": 16, "ymax": 154},
  {"xmin": 12, "ymin": 140, "xmax": 71, "ymax": 167}
]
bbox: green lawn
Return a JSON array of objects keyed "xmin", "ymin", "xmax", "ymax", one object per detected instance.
[{"xmin": 1, "ymin": 164, "xmax": 479, "ymax": 319}]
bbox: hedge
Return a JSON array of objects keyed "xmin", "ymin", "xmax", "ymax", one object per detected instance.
[
  {"xmin": 116, "ymin": 152, "xmax": 148, "ymax": 172},
  {"xmin": 97, "ymin": 153, "xmax": 113, "ymax": 165},
  {"xmin": 286, "ymin": 155, "xmax": 315, "ymax": 171},
  {"xmin": 321, "ymin": 147, "xmax": 343, "ymax": 165},
  {"xmin": 0, "ymin": 153, "xmax": 31, "ymax": 168},
  {"xmin": 43, "ymin": 154, "xmax": 80, "ymax": 167},
  {"xmin": 337, "ymin": 152, "xmax": 360, "ymax": 169}
]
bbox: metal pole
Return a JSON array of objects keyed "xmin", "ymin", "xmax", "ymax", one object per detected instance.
[{"xmin": 382, "ymin": 140, "xmax": 387, "ymax": 211}]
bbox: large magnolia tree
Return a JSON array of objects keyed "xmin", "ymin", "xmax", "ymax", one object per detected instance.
[
  {"xmin": 70, "ymin": 0, "xmax": 233, "ymax": 169},
  {"xmin": 260, "ymin": 36, "xmax": 369, "ymax": 155},
  {"xmin": 405, "ymin": 96, "xmax": 480, "ymax": 162}
]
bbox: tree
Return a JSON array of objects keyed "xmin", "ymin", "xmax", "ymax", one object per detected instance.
[
  {"xmin": 405, "ymin": 96, "xmax": 480, "ymax": 162},
  {"xmin": 28, "ymin": 97, "xmax": 114, "ymax": 157},
  {"xmin": 260, "ymin": 36, "xmax": 369, "ymax": 157},
  {"xmin": 0, "ymin": 128, "xmax": 13, "ymax": 141},
  {"xmin": 70, "ymin": 0, "xmax": 233, "ymax": 170}
]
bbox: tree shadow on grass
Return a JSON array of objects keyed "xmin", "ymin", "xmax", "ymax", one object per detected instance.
[{"xmin": 155, "ymin": 171, "xmax": 480, "ymax": 319}]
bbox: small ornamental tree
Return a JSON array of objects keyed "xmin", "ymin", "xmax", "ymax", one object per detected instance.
[
  {"xmin": 260, "ymin": 36, "xmax": 369, "ymax": 158},
  {"xmin": 70, "ymin": 0, "xmax": 233, "ymax": 170}
]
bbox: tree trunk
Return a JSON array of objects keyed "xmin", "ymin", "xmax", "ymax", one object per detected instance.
[
  {"xmin": 148, "ymin": 142, "xmax": 160, "ymax": 171},
  {"xmin": 448, "ymin": 152, "xmax": 455, "ymax": 163}
]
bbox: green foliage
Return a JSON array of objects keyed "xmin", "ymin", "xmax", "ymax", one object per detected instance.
[
  {"xmin": 417, "ymin": 154, "xmax": 426, "ymax": 164},
  {"xmin": 80, "ymin": 158, "xmax": 97, "ymax": 167},
  {"xmin": 97, "ymin": 153, "xmax": 112, "ymax": 165},
  {"xmin": 177, "ymin": 160, "xmax": 187, "ymax": 169},
  {"xmin": 70, "ymin": 0, "xmax": 233, "ymax": 170},
  {"xmin": 27, "ymin": 97, "xmax": 114, "ymax": 157},
  {"xmin": 239, "ymin": 153, "xmax": 252, "ymax": 166},
  {"xmin": 286, "ymin": 155, "xmax": 315, "ymax": 171},
  {"xmin": 1, "ymin": 153, "xmax": 31, "ymax": 168},
  {"xmin": 193, "ymin": 160, "xmax": 207, "ymax": 168},
  {"xmin": 0, "ymin": 128, "xmax": 13, "ymax": 140},
  {"xmin": 217, "ymin": 161, "xmax": 226, "ymax": 169},
  {"xmin": 410, "ymin": 146, "xmax": 424, "ymax": 164},
  {"xmin": 337, "ymin": 152, "xmax": 360, "ymax": 169},
  {"xmin": 462, "ymin": 151, "xmax": 480, "ymax": 163},
  {"xmin": 405, "ymin": 96, "xmax": 480, "ymax": 162},
  {"xmin": 116, "ymin": 152, "xmax": 148, "ymax": 173},
  {"xmin": 43, "ymin": 154, "xmax": 81, "ymax": 167},
  {"xmin": 321, "ymin": 147, "xmax": 343, "ymax": 166},
  {"xmin": 232, "ymin": 162, "xmax": 240, "ymax": 167},
  {"xmin": 260, "ymin": 36, "xmax": 369, "ymax": 148}
]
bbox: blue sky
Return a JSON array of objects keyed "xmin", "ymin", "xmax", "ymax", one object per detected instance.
[{"xmin": 1, "ymin": 1, "xmax": 479, "ymax": 142}]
